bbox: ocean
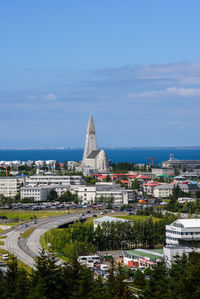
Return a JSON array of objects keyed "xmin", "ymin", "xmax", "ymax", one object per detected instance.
[{"xmin": 0, "ymin": 148, "xmax": 200, "ymax": 165}]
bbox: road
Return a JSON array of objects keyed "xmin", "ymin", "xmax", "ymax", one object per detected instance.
[{"xmin": 5, "ymin": 213, "xmax": 85, "ymax": 269}]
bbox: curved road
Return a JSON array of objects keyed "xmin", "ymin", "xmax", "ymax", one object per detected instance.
[{"xmin": 5, "ymin": 213, "xmax": 86, "ymax": 269}]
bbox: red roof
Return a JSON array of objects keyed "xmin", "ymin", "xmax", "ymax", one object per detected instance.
[
  {"xmin": 143, "ymin": 181, "xmax": 160, "ymax": 186},
  {"xmin": 97, "ymin": 175, "xmax": 107, "ymax": 179},
  {"xmin": 138, "ymin": 175, "xmax": 151, "ymax": 179},
  {"xmin": 128, "ymin": 175, "xmax": 139, "ymax": 179},
  {"xmin": 120, "ymin": 180, "xmax": 129, "ymax": 184}
]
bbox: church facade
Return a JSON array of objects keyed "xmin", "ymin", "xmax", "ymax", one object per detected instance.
[{"xmin": 81, "ymin": 115, "xmax": 109, "ymax": 174}]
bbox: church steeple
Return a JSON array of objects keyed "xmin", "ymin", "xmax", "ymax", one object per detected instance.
[{"xmin": 82, "ymin": 114, "xmax": 98, "ymax": 163}]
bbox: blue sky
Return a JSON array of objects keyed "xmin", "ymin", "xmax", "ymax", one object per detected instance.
[{"xmin": 1, "ymin": 0, "xmax": 200, "ymax": 148}]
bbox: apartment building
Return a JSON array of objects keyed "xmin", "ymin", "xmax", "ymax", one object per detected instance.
[
  {"xmin": 154, "ymin": 183, "xmax": 199, "ymax": 198},
  {"xmin": 20, "ymin": 186, "xmax": 51, "ymax": 201},
  {"xmin": 25, "ymin": 175, "xmax": 84, "ymax": 186},
  {"xmin": 20, "ymin": 184, "xmax": 71, "ymax": 201},
  {"xmin": 0, "ymin": 176, "xmax": 25, "ymax": 197},
  {"xmin": 77, "ymin": 182, "xmax": 137, "ymax": 205}
]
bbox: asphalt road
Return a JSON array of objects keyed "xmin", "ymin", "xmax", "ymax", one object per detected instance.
[{"xmin": 5, "ymin": 213, "xmax": 86, "ymax": 269}]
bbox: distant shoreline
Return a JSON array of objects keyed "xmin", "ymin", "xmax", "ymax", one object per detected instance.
[{"xmin": 0, "ymin": 146, "xmax": 200, "ymax": 150}]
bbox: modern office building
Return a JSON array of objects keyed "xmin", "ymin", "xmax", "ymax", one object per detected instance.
[{"xmin": 164, "ymin": 219, "xmax": 200, "ymax": 264}]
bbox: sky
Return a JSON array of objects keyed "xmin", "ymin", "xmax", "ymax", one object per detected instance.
[{"xmin": 1, "ymin": 0, "xmax": 200, "ymax": 148}]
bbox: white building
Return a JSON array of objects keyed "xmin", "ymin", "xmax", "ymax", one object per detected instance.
[
  {"xmin": 164, "ymin": 219, "xmax": 200, "ymax": 264},
  {"xmin": 76, "ymin": 182, "xmax": 136, "ymax": 205},
  {"xmin": 0, "ymin": 176, "xmax": 25, "ymax": 197},
  {"xmin": 20, "ymin": 186, "xmax": 51, "ymax": 201},
  {"xmin": 177, "ymin": 197, "xmax": 196, "ymax": 204},
  {"xmin": 153, "ymin": 184, "xmax": 173, "ymax": 198},
  {"xmin": 26, "ymin": 175, "xmax": 84, "ymax": 187},
  {"xmin": 77, "ymin": 186, "xmax": 96, "ymax": 203},
  {"xmin": 153, "ymin": 183, "xmax": 199, "ymax": 198},
  {"xmin": 20, "ymin": 184, "xmax": 71, "ymax": 201},
  {"xmin": 152, "ymin": 168, "xmax": 175, "ymax": 176}
]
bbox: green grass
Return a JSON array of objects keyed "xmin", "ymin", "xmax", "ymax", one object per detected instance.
[
  {"xmin": 0, "ymin": 210, "xmax": 74, "ymax": 221},
  {"xmin": 115, "ymin": 215, "xmax": 160, "ymax": 222},
  {"xmin": 21, "ymin": 227, "xmax": 35, "ymax": 239},
  {"xmin": 0, "ymin": 236, "xmax": 6, "ymax": 239},
  {"xmin": 86, "ymin": 214, "xmax": 160, "ymax": 223},
  {"xmin": 0, "ymin": 241, "xmax": 4, "ymax": 245}
]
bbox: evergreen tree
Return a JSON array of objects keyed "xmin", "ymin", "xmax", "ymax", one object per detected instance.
[{"xmin": 5, "ymin": 257, "xmax": 30, "ymax": 299}]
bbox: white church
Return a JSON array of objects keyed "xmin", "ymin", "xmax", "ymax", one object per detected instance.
[{"xmin": 81, "ymin": 115, "xmax": 109, "ymax": 175}]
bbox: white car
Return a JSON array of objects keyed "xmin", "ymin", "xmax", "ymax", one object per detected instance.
[{"xmin": 2, "ymin": 254, "xmax": 9, "ymax": 260}]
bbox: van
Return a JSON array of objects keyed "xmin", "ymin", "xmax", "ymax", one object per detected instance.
[{"xmin": 78, "ymin": 256, "xmax": 87, "ymax": 265}]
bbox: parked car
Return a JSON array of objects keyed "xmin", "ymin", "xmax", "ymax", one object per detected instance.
[{"xmin": 2, "ymin": 254, "xmax": 9, "ymax": 260}]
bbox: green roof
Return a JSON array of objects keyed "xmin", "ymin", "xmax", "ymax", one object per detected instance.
[{"xmin": 124, "ymin": 249, "xmax": 163, "ymax": 260}]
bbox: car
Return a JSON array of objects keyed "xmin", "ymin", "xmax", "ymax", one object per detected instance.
[
  {"xmin": 160, "ymin": 201, "xmax": 168, "ymax": 205},
  {"xmin": 0, "ymin": 216, "xmax": 8, "ymax": 219},
  {"xmin": 130, "ymin": 266, "xmax": 137, "ymax": 271},
  {"xmin": 2, "ymin": 254, "xmax": 9, "ymax": 260},
  {"xmin": 93, "ymin": 214, "xmax": 98, "ymax": 217}
]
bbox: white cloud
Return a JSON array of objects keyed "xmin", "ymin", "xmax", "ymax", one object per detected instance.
[
  {"xmin": 27, "ymin": 93, "xmax": 57, "ymax": 101},
  {"xmin": 95, "ymin": 62, "xmax": 200, "ymax": 85},
  {"xmin": 166, "ymin": 87, "xmax": 200, "ymax": 97},
  {"xmin": 40, "ymin": 93, "xmax": 57, "ymax": 100},
  {"xmin": 128, "ymin": 87, "xmax": 200, "ymax": 99}
]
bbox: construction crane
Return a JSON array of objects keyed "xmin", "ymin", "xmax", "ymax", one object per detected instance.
[
  {"xmin": 144, "ymin": 157, "xmax": 155, "ymax": 167},
  {"xmin": 0, "ymin": 166, "xmax": 8, "ymax": 176}
]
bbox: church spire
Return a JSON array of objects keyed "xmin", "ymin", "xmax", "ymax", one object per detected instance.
[{"xmin": 82, "ymin": 114, "xmax": 98, "ymax": 164}]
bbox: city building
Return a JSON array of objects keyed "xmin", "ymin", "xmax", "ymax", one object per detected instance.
[
  {"xmin": 152, "ymin": 167, "xmax": 175, "ymax": 176},
  {"xmin": 77, "ymin": 182, "xmax": 137, "ymax": 204},
  {"xmin": 20, "ymin": 186, "xmax": 51, "ymax": 201},
  {"xmin": 153, "ymin": 183, "xmax": 199, "ymax": 198},
  {"xmin": 20, "ymin": 184, "xmax": 71, "ymax": 201},
  {"xmin": 81, "ymin": 115, "xmax": 109, "ymax": 174},
  {"xmin": 0, "ymin": 176, "xmax": 25, "ymax": 197},
  {"xmin": 25, "ymin": 175, "xmax": 84, "ymax": 186},
  {"xmin": 162, "ymin": 154, "xmax": 200, "ymax": 171},
  {"xmin": 164, "ymin": 219, "xmax": 200, "ymax": 265}
]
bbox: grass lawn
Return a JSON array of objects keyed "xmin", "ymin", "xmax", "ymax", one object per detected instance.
[
  {"xmin": 114, "ymin": 215, "xmax": 161, "ymax": 222},
  {"xmin": 0, "ymin": 241, "xmax": 4, "ymax": 245},
  {"xmin": 21, "ymin": 227, "xmax": 35, "ymax": 239},
  {"xmin": 86, "ymin": 214, "xmax": 161, "ymax": 223},
  {"xmin": 0, "ymin": 210, "xmax": 76, "ymax": 222}
]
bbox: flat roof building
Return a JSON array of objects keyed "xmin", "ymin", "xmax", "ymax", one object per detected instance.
[{"xmin": 164, "ymin": 218, "xmax": 200, "ymax": 265}]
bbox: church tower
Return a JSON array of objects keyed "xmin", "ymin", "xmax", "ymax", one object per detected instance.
[{"xmin": 82, "ymin": 114, "xmax": 98, "ymax": 164}]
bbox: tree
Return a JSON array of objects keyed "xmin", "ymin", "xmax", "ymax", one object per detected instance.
[
  {"xmin": 105, "ymin": 175, "xmax": 112, "ymax": 182},
  {"xmin": 47, "ymin": 190, "xmax": 58, "ymax": 201},
  {"xmin": 30, "ymin": 250, "xmax": 62, "ymax": 299},
  {"xmin": 5, "ymin": 257, "xmax": 30, "ymax": 299},
  {"xmin": 131, "ymin": 179, "xmax": 140, "ymax": 190}
]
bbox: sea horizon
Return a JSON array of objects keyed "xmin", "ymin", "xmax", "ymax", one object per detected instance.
[{"xmin": 0, "ymin": 148, "xmax": 199, "ymax": 165}]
